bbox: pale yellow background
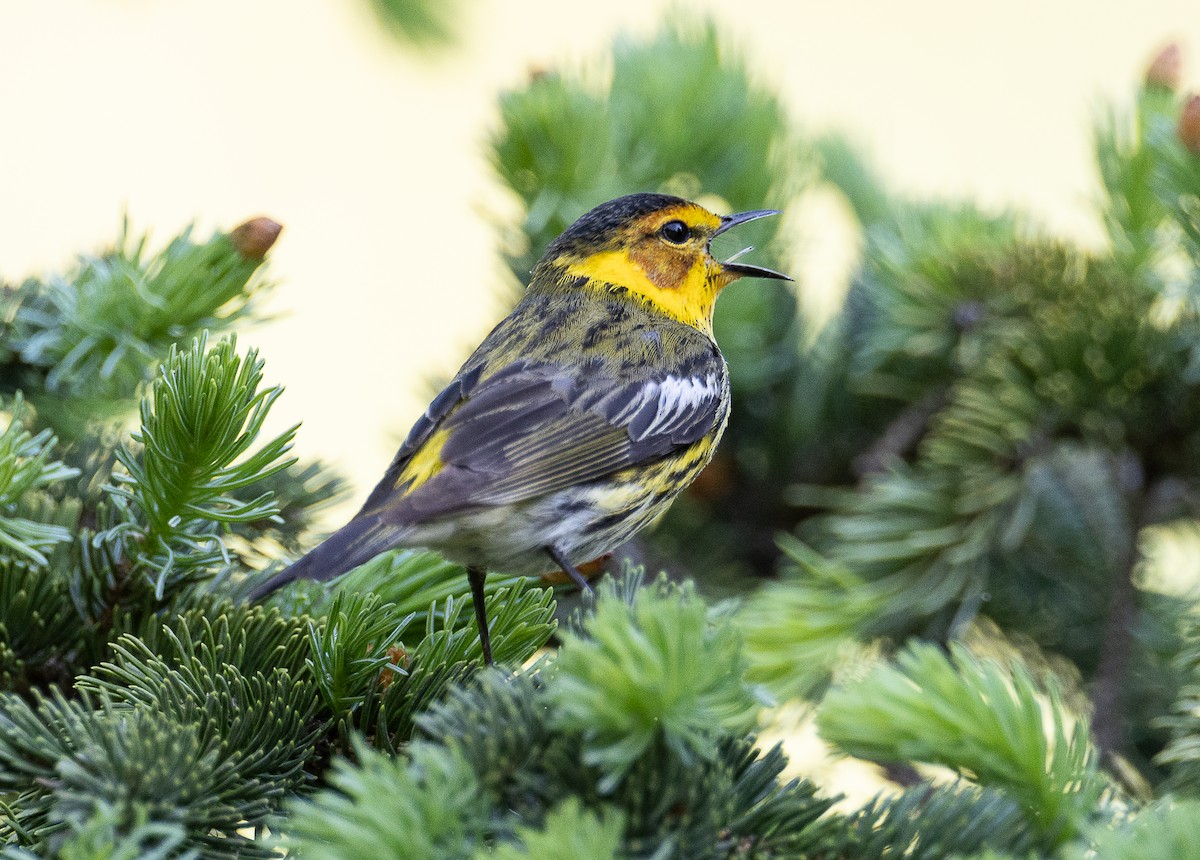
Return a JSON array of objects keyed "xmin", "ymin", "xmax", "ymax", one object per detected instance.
[{"xmin": 4, "ymin": 0, "xmax": 1199, "ymax": 514}]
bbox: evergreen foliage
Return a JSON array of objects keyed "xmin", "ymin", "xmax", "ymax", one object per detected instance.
[
  {"xmin": 363, "ymin": 0, "xmax": 465, "ymax": 50},
  {"xmin": 112, "ymin": 335, "xmax": 298, "ymax": 597},
  {"xmin": 548, "ymin": 577, "xmax": 761, "ymax": 790},
  {"xmin": 738, "ymin": 39, "xmax": 1200, "ymax": 774},
  {"xmin": 486, "ymin": 22, "xmax": 1200, "ymax": 858},
  {"xmin": 818, "ymin": 643, "xmax": 1104, "ymax": 845},
  {"xmin": 817, "ymin": 782, "xmax": 1038, "ymax": 860},
  {"xmin": 284, "ymin": 739, "xmax": 491, "ymax": 860},
  {"xmin": 0, "ymin": 395, "xmax": 76, "ymax": 564},
  {"xmin": 286, "ymin": 578, "xmax": 838, "ymax": 859},
  {"xmin": 487, "ymin": 798, "xmax": 626, "ymax": 860},
  {"xmin": 0, "ymin": 219, "xmax": 560, "ymax": 855},
  {"xmin": 1156, "ymin": 614, "xmax": 1200, "ymax": 792},
  {"xmin": 1064, "ymin": 797, "xmax": 1200, "ymax": 860},
  {"xmin": 1, "ymin": 219, "xmax": 277, "ymax": 439}
]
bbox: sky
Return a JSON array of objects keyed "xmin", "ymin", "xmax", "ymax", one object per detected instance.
[{"xmin": 3, "ymin": 0, "xmax": 1200, "ymax": 515}]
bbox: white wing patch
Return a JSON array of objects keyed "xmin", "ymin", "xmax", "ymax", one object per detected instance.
[{"xmin": 628, "ymin": 374, "xmax": 722, "ymax": 441}]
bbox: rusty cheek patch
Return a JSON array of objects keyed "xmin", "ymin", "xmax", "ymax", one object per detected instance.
[{"xmin": 629, "ymin": 245, "xmax": 694, "ymax": 290}]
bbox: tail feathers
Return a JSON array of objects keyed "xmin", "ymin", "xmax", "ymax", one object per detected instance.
[{"xmin": 248, "ymin": 515, "xmax": 403, "ymax": 600}]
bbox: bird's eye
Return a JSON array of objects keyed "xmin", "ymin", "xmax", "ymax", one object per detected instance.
[{"xmin": 659, "ymin": 220, "xmax": 691, "ymax": 244}]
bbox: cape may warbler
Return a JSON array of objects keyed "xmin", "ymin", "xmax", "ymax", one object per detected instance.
[{"xmin": 250, "ymin": 193, "xmax": 789, "ymax": 663}]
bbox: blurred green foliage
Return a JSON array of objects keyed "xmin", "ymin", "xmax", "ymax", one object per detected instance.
[
  {"xmin": 742, "ymin": 65, "xmax": 1200, "ymax": 783},
  {"xmin": 363, "ymin": 0, "xmax": 465, "ymax": 51}
]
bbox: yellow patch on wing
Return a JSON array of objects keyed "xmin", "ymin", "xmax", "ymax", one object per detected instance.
[
  {"xmin": 394, "ymin": 427, "xmax": 452, "ymax": 493},
  {"xmin": 566, "ymin": 249, "xmax": 715, "ymax": 333}
]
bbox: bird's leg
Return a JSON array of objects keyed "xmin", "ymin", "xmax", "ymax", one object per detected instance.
[
  {"xmin": 545, "ymin": 546, "xmax": 596, "ymax": 593},
  {"xmin": 467, "ymin": 566, "xmax": 493, "ymax": 665}
]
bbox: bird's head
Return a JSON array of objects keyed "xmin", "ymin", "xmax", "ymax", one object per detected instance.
[{"xmin": 533, "ymin": 193, "xmax": 790, "ymax": 334}]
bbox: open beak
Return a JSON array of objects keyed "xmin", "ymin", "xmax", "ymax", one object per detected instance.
[{"xmin": 710, "ymin": 209, "xmax": 792, "ymax": 281}]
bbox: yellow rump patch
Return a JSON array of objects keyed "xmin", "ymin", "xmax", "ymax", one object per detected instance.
[{"xmin": 395, "ymin": 427, "xmax": 451, "ymax": 493}]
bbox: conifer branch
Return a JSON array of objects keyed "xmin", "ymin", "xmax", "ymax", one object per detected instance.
[
  {"xmin": 488, "ymin": 798, "xmax": 626, "ymax": 860},
  {"xmin": 0, "ymin": 395, "xmax": 78, "ymax": 565},
  {"xmin": 818, "ymin": 642, "xmax": 1106, "ymax": 845},
  {"xmin": 307, "ymin": 592, "xmax": 415, "ymax": 720},
  {"xmin": 110, "ymin": 334, "xmax": 297, "ymax": 597},
  {"xmin": 548, "ymin": 576, "xmax": 761, "ymax": 793},
  {"xmin": 1154, "ymin": 615, "xmax": 1200, "ymax": 792},
  {"xmin": 284, "ymin": 737, "xmax": 490, "ymax": 860},
  {"xmin": 6, "ymin": 219, "xmax": 278, "ymax": 435},
  {"xmin": 813, "ymin": 781, "xmax": 1038, "ymax": 859},
  {"xmin": 1066, "ymin": 797, "xmax": 1200, "ymax": 859}
]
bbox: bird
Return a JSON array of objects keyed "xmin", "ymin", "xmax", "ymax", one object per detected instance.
[{"xmin": 249, "ymin": 193, "xmax": 789, "ymax": 663}]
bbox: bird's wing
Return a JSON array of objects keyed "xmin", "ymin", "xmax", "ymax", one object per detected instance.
[
  {"xmin": 362, "ymin": 360, "xmax": 726, "ymax": 521},
  {"xmin": 358, "ymin": 364, "xmax": 485, "ymax": 512}
]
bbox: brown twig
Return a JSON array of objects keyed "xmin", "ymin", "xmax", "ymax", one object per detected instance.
[
  {"xmin": 852, "ymin": 389, "xmax": 948, "ymax": 478},
  {"xmin": 1090, "ymin": 543, "xmax": 1139, "ymax": 756}
]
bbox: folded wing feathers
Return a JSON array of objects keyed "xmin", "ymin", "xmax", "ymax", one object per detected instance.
[
  {"xmin": 377, "ymin": 365, "xmax": 723, "ymax": 515},
  {"xmin": 462, "ymin": 371, "xmax": 722, "ymax": 503}
]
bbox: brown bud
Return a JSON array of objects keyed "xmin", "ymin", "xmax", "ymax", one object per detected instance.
[
  {"xmin": 1146, "ymin": 42, "xmax": 1183, "ymax": 91},
  {"xmin": 228, "ymin": 216, "xmax": 283, "ymax": 260},
  {"xmin": 1180, "ymin": 94, "xmax": 1200, "ymax": 154},
  {"xmin": 376, "ymin": 644, "xmax": 410, "ymax": 691},
  {"xmin": 388, "ymin": 643, "xmax": 409, "ymax": 668}
]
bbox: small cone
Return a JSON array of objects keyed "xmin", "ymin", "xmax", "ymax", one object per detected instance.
[
  {"xmin": 1180, "ymin": 94, "xmax": 1200, "ymax": 154},
  {"xmin": 228, "ymin": 217, "xmax": 283, "ymax": 260},
  {"xmin": 1146, "ymin": 42, "xmax": 1183, "ymax": 91}
]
